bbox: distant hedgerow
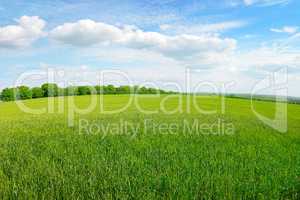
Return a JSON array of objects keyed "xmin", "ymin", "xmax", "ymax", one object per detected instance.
[{"xmin": 0, "ymin": 83, "xmax": 176, "ymax": 102}]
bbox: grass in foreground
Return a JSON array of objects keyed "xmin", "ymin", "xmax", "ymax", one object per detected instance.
[{"xmin": 0, "ymin": 95, "xmax": 300, "ymax": 199}]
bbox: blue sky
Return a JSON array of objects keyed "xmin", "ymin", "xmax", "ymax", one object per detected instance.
[{"xmin": 0, "ymin": 0, "xmax": 300, "ymax": 96}]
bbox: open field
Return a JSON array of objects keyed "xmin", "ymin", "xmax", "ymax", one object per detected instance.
[{"xmin": 0, "ymin": 95, "xmax": 300, "ymax": 199}]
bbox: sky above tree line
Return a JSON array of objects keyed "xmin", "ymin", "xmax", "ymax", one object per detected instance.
[{"xmin": 0, "ymin": 0, "xmax": 299, "ymax": 96}]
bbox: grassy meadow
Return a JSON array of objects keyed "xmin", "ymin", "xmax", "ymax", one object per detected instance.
[{"xmin": 0, "ymin": 95, "xmax": 300, "ymax": 199}]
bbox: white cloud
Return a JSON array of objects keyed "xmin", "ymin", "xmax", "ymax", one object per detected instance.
[
  {"xmin": 231, "ymin": 47, "xmax": 300, "ymax": 72},
  {"xmin": 4, "ymin": 39, "xmax": 300, "ymax": 96},
  {"xmin": 244, "ymin": 0, "xmax": 255, "ymax": 5},
  {"xmin": 270, "ymin": 26, "xmax": 298, "ymax": 34},
  {"xmin": 52, "ymin": 19, "xmax": 300, "ymax": 75},
  {"xmin": 49, "ymin": 20, "xmax": 122, "ymax": 46},
  {"xmin": 159, "ymin": 24, "xmax": 172, "ymax": 31},
  {"xmin": 49, "ymin": 19, "xmax": 237, "ymax": 61},
  {"xmin": 243, "ymin": 0, "xmax": 290, "ymax": 6},
  {"xmin": 160, "ymin": 21, "xmax": 246, "ymax": 34},
  {"xmin": 0, "ymin": 16, "xmax": 46, "ymax": 48},
  {"xmin": 17, "ymin": 61, "xmax": 300, "ymax": 96}
]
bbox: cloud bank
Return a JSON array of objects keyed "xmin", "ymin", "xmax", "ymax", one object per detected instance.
[
  {"xmin": 243, "ymin": 0, "xmax": 290, "ymax": 6},
  {"xmin": 0, "ymin": 16, "xmax": 46, "ymax": 48},
  {"xmin": 49, "ymin": 19, "xmax": 237, "ymax": 60},
  {"xmin": 270, "ymin": 26, "xmax": 298, "ymax": 34},
  {"xmin": 159, "ymin": 21, "xmax": 246, "ymax": 34}
]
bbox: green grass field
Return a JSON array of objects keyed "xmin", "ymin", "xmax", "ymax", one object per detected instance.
[{"xmin": 0, "ymin": 95, "xmax": 300, "ymax": 199}]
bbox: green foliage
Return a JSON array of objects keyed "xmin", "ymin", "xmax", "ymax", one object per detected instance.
[
  {"xmin": 57, "ymin": 88, "xmax": 66, "ymax": 96},
  {"xmin": 15, "ymin": 86, "xmax": 32, "ymax": 100},
  {"xmin": 1, "ymin": 84, "xmax": 176, "ymax": 102},
  {"xmin": 77, "ymin": 86, "xmax": 92, "ymax": 95},
  {"xmin": 94, "ymin": 85, "xmax": 104, "ymax": 94},
  {"xmin": 41, "ymin": 83, "xmax": 59, "ymax": 97},
  {"xmin": 137, "ymin": 86, "xmax": 148, "ymax": 94},
  {"xmin": 64, "ymin": 86, "xmax": 79, "ymax": 96},
  {"xmin": 116, "ymin": 85, "xmax": 131, "ymax": 94},
  {"xmin": 31, "ymin": 87, "xmax": 44, "ymax": 99},
  {"xmin": 104, "ymin": 85, "xmax": 116, "ymax": 94},
  {"xmin": 0, "ymin": 88, "xmax": 16, "ymax": 101}
]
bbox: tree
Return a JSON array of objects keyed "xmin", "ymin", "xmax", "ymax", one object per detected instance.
[
  {"xmin": 89, "ymin": 86, "xmax": 97, "ymax": 95},
  {"xmin": 41, "ymin": 83, "xmax": 58, "ymax": 97},
  {"xmin": 147, "ymin": 87, "xmax": 159, "ymax": 94},
  {"xmin": 1, "ymin": 88, "xmax": 16, "ymax": 101},
  {"xmin": 117, "ymin": 86, "xmax": 130, "ymax": 94},
  {"xmin": 132, "ymin": 86, "xmax": 139, "ymax": 94},
  {"xmin": 0, "ymin": 83, "xmax": 175, "ymax": 101},
  {"xmin": 31, "ymin": 87, "xmax": 44, "ymax": 99},
  {"xmin": 78, "ymin": 86, "xmax": 91, "ymax": 95},
  {"xmin": 137, "ymin": 86, "xmax": 147, "ymax": 94},
  {"xmin": 57, "ymin": 88, "xmax": 66, "ymax": 96},
  {"xmin": 104, "ymin": 85, "xmax": 116, "ymax": 94},
  {"xmin": 95, "ymin": 86, "xmax": 104, "ymax": 94},
  {"xmin": 65, "ymin": 86, "xmax": 79, "ymax": 96},
  {"xmin": 16, "ymin": 86, "xmax": 32, "ymax": 100}
]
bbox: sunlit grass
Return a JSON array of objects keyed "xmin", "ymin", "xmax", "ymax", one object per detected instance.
[{"xmin": 0, "ymin": 95, "xmax": 300, "ymax": 199}]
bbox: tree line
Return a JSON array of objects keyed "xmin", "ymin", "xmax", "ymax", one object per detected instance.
[{"xmin": 0, "ymin": 83, "xmax": 176, "ymax": 102}]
